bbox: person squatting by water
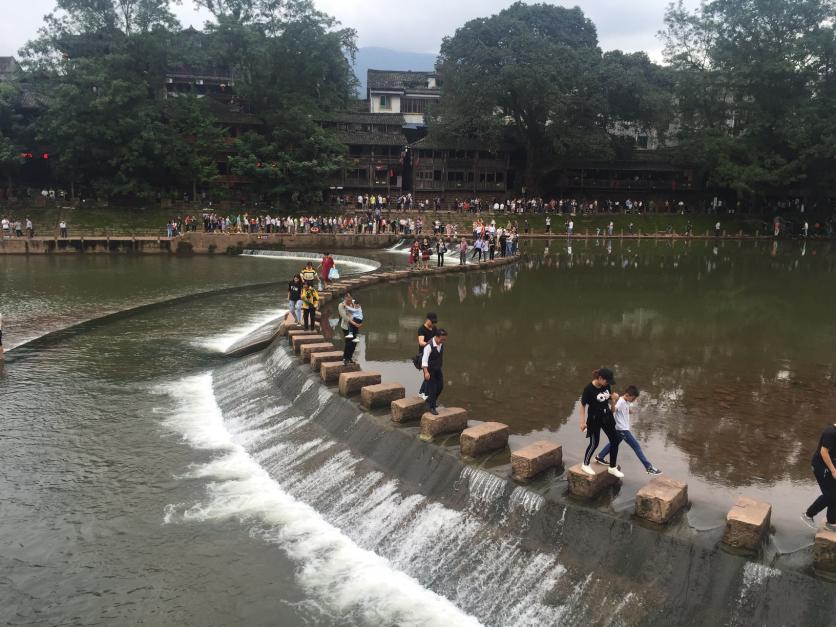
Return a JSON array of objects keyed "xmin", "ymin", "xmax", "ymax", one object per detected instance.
[
  {"xmin": 421, "ymin": 328, "xmax": 447, "ymax": 415},
  {"xmin": 287, "ymin": 274, "xmax": 303, "ymax": 324},
  {"xmin": 338, "ymin": 292, "xmax": 358, "ymax": 365},
  {"xmin": 801, "ymin": 422, "xmax": 836, "ymax": 532},
  {"xmin": 579, "ymin": 368, "xmax": 624, "ymax": 478},
  {"xmin": 301, "ymin": 282, "xmax": 318, "ymax": 331},
  {"xmin": 416, "ymin": 312, "xmax": 438, "ymax": 400},
  {"xmin": 595, "ymin": 386, "xmax": 662, "ymax": 475}
]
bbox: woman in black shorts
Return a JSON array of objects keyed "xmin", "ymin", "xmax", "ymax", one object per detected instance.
[{"xmin": 579, "ymin": 367, "xmax": 623, "ymax": 478}]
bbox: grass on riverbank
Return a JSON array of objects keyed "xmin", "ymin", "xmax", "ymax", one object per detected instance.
[{"xmin": 0, "ymin": 202, "xmax": 807, "ymax": 237}]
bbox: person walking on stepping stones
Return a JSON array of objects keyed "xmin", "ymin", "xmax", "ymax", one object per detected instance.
[
  {"xmin": 421, "ymin": 329, "xmax": 447, "ymax": 415},
  {"xmin": 579, "ymin": 368, "xmax": 623, "ymax": 478},
  {"xmin": 338, "ymin": 292, "xmax": 358, "ymax": 365},
  {"xmin": 801, "ymin": 421, "xmax": 836, "ymax": 532}
]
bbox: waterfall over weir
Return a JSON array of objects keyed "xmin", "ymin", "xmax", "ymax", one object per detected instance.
[{"xmin": 161, "ymin": 343, "xmax": 835, "ymax": 626}]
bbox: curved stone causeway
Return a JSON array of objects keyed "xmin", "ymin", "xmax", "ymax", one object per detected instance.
[{"xmin": 222, "ymin": 253, "xmax": 835, "ymax": 624}]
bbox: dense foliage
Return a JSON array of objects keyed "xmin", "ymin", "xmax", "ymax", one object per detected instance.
[
  {"xmin": 2, "ymin": 0, "xmax": 834, "ymax": 206},
  {"xmin": 7, "ymin": 0, "xmax": 356, "ymax": 202},
  {"xmin": 661, "ymin": 0, "xmax": 836, "ymax": 203},
  {"xmin": 431, "ymin": 2, "xmax": 673, "ymax": 192}
]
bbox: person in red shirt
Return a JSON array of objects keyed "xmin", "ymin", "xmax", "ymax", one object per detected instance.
[{"xmin": 319, "ymin": 252, "xmax": 335, "ymax": 284}]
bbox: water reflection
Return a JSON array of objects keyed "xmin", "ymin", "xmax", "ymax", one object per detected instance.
[{"xmin": 333, "ymin": 240, "xmax": 835, "ymax": 489}]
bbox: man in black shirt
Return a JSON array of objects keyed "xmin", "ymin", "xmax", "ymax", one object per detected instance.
[
  {"xmin": 802, "ymin": 423, "xmax": 836, "ymax": 531},
  {"xmin": 417, "ymin": 313, "xmax": 437, "ymax": 399}
]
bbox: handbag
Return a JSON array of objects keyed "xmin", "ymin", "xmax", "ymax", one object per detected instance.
[
  {"xmin": 412, "ymin": 353, "xmax": 423, "ymax": 369},
  {"xmin": 328, "ymin": 266, "xmax": 340, "ymax": 280}
]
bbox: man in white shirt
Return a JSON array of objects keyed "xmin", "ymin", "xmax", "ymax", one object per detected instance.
[
  {"xmin": 595, "ymin": 385, "xmax": 661, "ymax": 474},
  {"xmin": 421, "ymin": 329, "xmax": 448, "ymax": 415}
]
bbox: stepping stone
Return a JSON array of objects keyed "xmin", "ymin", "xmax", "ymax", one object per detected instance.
[
  {"xmin": 635, "ymin": 476, "xmax": 688, "ymax": 524},
  {"xmin": 321, "ymin": 361, "xmax": 360, "ymax": 383},
  {"xmin": 390, "ymin": 396, "xmax": 427, "ymax": 423},
  {"xmin": 567, "ymin": 463, "xmax": 620, "ymax": 498},
  {"xmin": 419, "ymin": 408, "xmax": 468, "ymax": 441},
  {"xmin": 814, "ymin": 528, "xmax": 836, "ymax": 575},
  {"xmin": 511, "ymin": 441, "xmax": 563, "ymax": 482},
  {"xmin": 278, "ymin": 321, "xmax": 302, "ymax": 337},
  {"xmin": 723, "ymin": 496, "xmax": 772, "ymax": 551},
  {"xmin": 287, "ymin": 328, "xmax": 318, "ymax": 342},
  {"xmin": 460, "ymin": 422, "xmax": 509, "ymax": 457},
  {"xmin": 300, "ymin": 342, "xmax": 335, "ymax": 363},
  {"xmin": 310, "ymin": 351, "xmax": 345, "ymax": 370},
  {"xmin": 292, "ymin": 334, "xmax": 326, "ymax": 354},
  {"xmin": 361, "ymin": 382, "xmax": 406, "ymax": 409},
  {"xmin": 338, "ymin": 371, "xmax": 382, "ymax": 396}
]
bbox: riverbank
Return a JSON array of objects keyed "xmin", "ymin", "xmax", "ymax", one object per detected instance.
[
  {"xmin": 2, "ymin": 202, "xmax": 828, "ymax": 239},
  {"xmin": 1, "ymin": 229, "xmax": 824, "ymax": 254}
]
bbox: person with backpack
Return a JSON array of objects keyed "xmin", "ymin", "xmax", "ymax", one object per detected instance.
[{"xmin": 415, "ymin": 313, "xmax": 438, "ymax": 399}]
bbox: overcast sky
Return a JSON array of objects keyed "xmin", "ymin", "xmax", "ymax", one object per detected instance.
[{"xmin": 0, "ymin": 0, "xmax": 696, "ymax": 61}]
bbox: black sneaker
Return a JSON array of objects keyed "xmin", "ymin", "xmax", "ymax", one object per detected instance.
[
  {"xmin": 429, "ymin": 407, "xmax": 439, "ymax": 416},
  {"xmin": 800, "ymin": 513, "xmax": 817, "ymax": 529},
  {"xmin": 594, "ymin": 456, "xmax": 607, "ymax": 465},
  {"xmin": 646, "ymin": 466, "xmax": 662, "ymax": 475}
]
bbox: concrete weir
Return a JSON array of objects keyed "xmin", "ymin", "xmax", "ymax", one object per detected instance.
[{"xmin": 223, "ymin": 252, "xmax": 834, "ymax": 622}]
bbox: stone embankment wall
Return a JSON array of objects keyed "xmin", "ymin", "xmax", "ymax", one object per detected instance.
[{"xmin": 0, "ymin": 232, "xmax": 402, "ymax": 254}]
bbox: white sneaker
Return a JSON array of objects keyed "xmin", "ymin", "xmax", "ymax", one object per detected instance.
[
  {"xmin": 418, "ymin": 392, "xmax": 427, "ymax": 400},
  {"xmin": 352, "ymin": 337, "xmax": 360, "ymax": 343},
  {"xmin": 607, "ymin": 466, "xmax": 625, "ymax": 478},
  {"xmin": 345, "ymin": 333, "xmax": 354, "ymax": 339},
  {"xmin": 580, "ymin": 464, "xmax": 596, "ymax": 476}
]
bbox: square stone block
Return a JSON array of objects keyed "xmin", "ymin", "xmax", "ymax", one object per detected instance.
[
  {"xmin": 635, "ymin": 476, "xmax": 688, "ymax": 524},
  {"xmin": 511, "ymin": 441, "xmax": 563, "ymax": 482},
  {"xmin": 300, "ymin": 342, "xmax": 335, "ymax": 363},
  {"xmin": 338, "ymin": 371, "xmax": 382, "ymax": 396},
  {"xmin": 310, "ymin": 351, "xmax": 345, "ymax": 370},
  {"xmin": 419, "ymin": 408, "xmax": 468, "ymax": 441},
  {"xmin": 278, "ymin": 321, "xmax": 302, "ymax": 337},
  {"xmin": 391, "ymin": 396, "xmax": 427, "ymax": 423},
  {"xmin": 321, "ymin": 361, "xmax": 360, "ymax": 383},
  {"xmin": 292, "ymin": 334, "xmax": 325, "ymax": 354},
  {"xmin": 460, "ymin": 422, "xmax": 510, "ymax": 457},
  {"xmin": 568, "ymin": 463, "xmax": 619, "ymax": 498},
  {"xmin": 287, "ymin": 328, "xmax": 318, "ymax": 342},
  {"xmin": 360, "ymin": 382, "xmax": 406, "ymax": 409},
  {"xmin": 723, "ymin": 496, "xmax": 772, "ymax": 551},
  {"xmin": 814, "ymin": 528, "xmax": 836, "ymax": 575}
]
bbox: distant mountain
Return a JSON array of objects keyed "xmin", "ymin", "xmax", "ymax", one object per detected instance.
[{"xmin": 352, "ymin": 47, "xmax": 437, "ymax": 94}]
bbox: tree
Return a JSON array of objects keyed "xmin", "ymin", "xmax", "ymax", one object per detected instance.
[
  {"xmin": 0, "ymin": 84, "xmax": 26, "ymax": 194},
  {"xmin": 432, "ymin": 2, "xmax": 609, "ymax": 192},
  {"xmin": 661, "ymin": 0, "xmax": 836, "ymax": 205}
]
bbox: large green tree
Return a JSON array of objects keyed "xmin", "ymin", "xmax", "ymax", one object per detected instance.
[
  {"xmin": 661, "ymin": 0, "xmax": 836, "ymax": 205},
  {"xmin": 200, "ymin": 0, "xmax": 357, "ymax": 203},
  {"xmin": 432, "ymin": 2, "xmax": 675, "ymax": 193}
]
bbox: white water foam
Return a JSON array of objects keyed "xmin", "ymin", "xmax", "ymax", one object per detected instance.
[
  {"xmin": 159, "ymin": 374, "xmax": 482, "ymax": 627},
  {"xmin": 240, "ymin": 250, "xmax": 380, "ymax": 273},
  {"xmin": 194, "ymin": 309, "xmax": 287, "ymax": 353}
]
